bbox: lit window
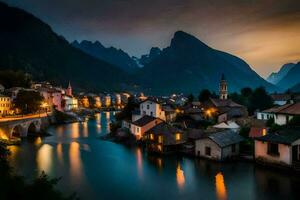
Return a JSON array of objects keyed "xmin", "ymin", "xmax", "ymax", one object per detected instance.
[
  {"xmin": 175, "ymin": 133, "xmax": 181, "ymax": 141},
  {"xmin": 150, "ymin": 134, "xmax": 154, "ymax": 140},
  {"xmin": 158, "ymin": 135, "xmax": 163, "ymax": 143}
]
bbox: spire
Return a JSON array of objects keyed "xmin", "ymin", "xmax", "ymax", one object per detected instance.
[
  {"xmin": 66, "ymin": 81, "xmax": 72, "ymax": 96},
  {"xmin": 68, "ymin": 81, "xmax": 71, "ymax": 89},
  {"xmin": 219, "ymin": 73, "xmax": 228, "ymax": 100}
]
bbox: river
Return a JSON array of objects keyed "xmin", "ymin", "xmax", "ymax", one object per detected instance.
[{"xmin": 8, "ymin": 112, "xmax": 300, "ymax": 200}]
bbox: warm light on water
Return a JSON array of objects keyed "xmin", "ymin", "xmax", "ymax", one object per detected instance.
[
  {"xmin": 37, "ymin": 144, "xmax": 53, "ymax": 174},
  {"xmin": 176, "ymin": 163, "xmax": 185, "ymax": 189},
  {"xmin": 71, "ymin": 123, "xmax": 80, "ymax": 138},
  {"xmin": 215, "ymin": 172, "xmax": 227, "ymax": 200},
  {"xmin": 136, "ymin": 148, "xmax": 143, "ymax": 179},
  {"xmin": 69, "ymin": 141, "xmax": 83, "ymax": 182}
]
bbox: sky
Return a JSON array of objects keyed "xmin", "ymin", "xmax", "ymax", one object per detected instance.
[{"xmin": 3, "ymin": 0, "xmax": 300, "ymax": 78}]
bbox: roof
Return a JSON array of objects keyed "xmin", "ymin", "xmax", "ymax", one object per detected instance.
[
  {"xmin": 249, "ymin": 127, "xmax": 267, "ymax": 138},
  {"xmin": 140, "ymin": 98, "xmax": 161, "ymax": 104},
  {"xmin": 255, "ymin": 128, "xmax": 300, "ymax": 145},
  {"xmin": 207, "ymin": 130, "xmax": 245, "ymax": 148},
  {"xmin": 131, "ymin": 115, "xmax": 158, "ymax": 127},
  {"xmin": 262, "ymin": 103, "xmax": 300, "ymax": 115},
  {"xmin": 271, "ymin": 94, "xmax": 292, "ymax": 101},
  {"xmin": 213, "ymin": 121, "xmax": 240, "ymax": 129},
  {"xmin": 146, "ymin": 122, "xmax": 186, "ymax": 145},
  {"xmin": 209, "ymin": 98, "xmax": 244, "ymax": 108}
]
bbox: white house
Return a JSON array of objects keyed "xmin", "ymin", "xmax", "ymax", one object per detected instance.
[
  {"xmin": 271, "ymin": 94, "xmax": 293, "ymax": 106},
  {"xmin": 63, "ymin": 95, "xmax": 78, "ymax": 111},
  {"xmin": 195, "ymin": 130, "xmax": 244, "ymax": 161},
  {"xmin": 139, "ymin": 99, "xmax": 166, "ymax": 121},
  {"xmin": 254, "ymin": 129, "xmax": 300, "ymax": 167},
  {"xmin": 257, "ymin": 103, "xmax": 300, "ymax": 125},
  {"xmin": 213, "ymin": 121, "xmax": 240, "ymax": 132}
]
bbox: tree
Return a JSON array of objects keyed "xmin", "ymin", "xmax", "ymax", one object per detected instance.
[
  {"xmin": 241, "ymin": 87, "xmax": 253, "ymax": 98},
  {"xmin": 187, "ymin": 94, "xmax": 194, "ymax": 103},
  {"xmin": 249, "ymin": 87, "xmax": 273, "ymax": 114},
  {"xmin": 198, "ymin": 89, "xmax": 211, "ymax": 102},
  {"xmin": 115, "ymin": 95, "xmax": 138, "ymax": 121},
  {"xmin": 14, "ymin": 90, "xmax": 44, "ymax": 114},
  {"xmin": 0, "ymin": 70, "xmax": 31, "ymax": 88}
]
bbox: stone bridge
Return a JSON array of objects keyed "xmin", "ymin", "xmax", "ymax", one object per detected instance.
[{"xmin": 0, "ymin": 117, "xmax": 48, "ymax": 139}]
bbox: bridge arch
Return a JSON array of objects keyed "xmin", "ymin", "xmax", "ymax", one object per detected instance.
[
  {"xmin": 11, "ymin": 125, "xmax": 23, "ymax": 138},
  {"xmin": 27, "ymin": 121, "xmax": 41, "ymax": 136}
]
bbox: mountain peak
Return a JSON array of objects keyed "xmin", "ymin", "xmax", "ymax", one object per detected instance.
[{"xmin": 171, "ymin": 30, "xmax": 208, "ymax": 49}]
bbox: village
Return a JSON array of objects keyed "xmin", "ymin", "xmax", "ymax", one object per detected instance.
[
  {"xmin": 106, "ymin": 74, "xmax": 300, "ymax": 172},
  {"xmin": 1, "ymin": 74, "xmax": 300, "ymax": 173}
]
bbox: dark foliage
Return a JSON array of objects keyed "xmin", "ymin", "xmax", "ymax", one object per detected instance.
[
  {"xmin": 0, "ymin": 144, "xmax": 76, "ymax": 200},
  {"xmin": 0, "ymin": 70, "xmax": 31, "ymax": 88},
  {"xmin": 14, "ymin": 90, "xmax": 44, "ymax": 114},
  {"xmin": 115, "ymin": 96, "xmax": 138, "ymax": 121},
  {"xmin": 198, "ymin": 89, "xmax": 211, "ymax": 102}
]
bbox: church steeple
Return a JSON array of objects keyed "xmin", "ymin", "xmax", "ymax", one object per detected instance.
[
  {"xmin": 66, "ymin": 81, "xmax": 72, "ymax": 96},
  {"xmin": 219, "ymin": 73, "xmax": 228, "ymax": 100}
]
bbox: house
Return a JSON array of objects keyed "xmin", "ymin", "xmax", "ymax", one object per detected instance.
[
  {"xmin": 80, "ymin": 96, "xmax": 90, "ymax": 108},
  {"xmin": 139, "ymin": 99, "xmax": 166, "ymax": 121},
  {"xmin": 130, "ymin": 115, "xmax": 163, "ymax": 139},
  {"xmin": 0, "ymin": 94, "xmax": 12, "ymax": 116},
  {"xmin": 162, "ymin": 104, "xmax": 177, "ymax": 122},
  {"xmin": 258, "ymin": 103, "xmax": 300, "ymax": 125},
  {"xmin": 144, "ymin": 122, "xmax": 187, "ymax": 154},
  {"xmin": 195, "ymin": 130, "xmax": 244, "ymax": 161},
  {"xmin": 38, "ymin": 87, "xmax": 63, "ymax": 111},
  {"xmin": 62, "ymin": 95, "xmax": 78, "ymax": 111},
  {"xmin": 271, "ymin": 93, "xmax": 293, "ymax": 106},
  {"xmin": 249, "ymin": 127, "xmax": 268, "ymax": 138},
  {"xmin": 94, "ymin": 96, "xmax": 102, "ymax": 108},
  {"xmin": 213, "ymin": 121, "xmax": 240, "ymax": 132},
  {"xmin": 202, "ymin": 74, "xmax": 248, "ymax": 120},
  {"xmin": 104, "ymin": 95, "xmax": 111, "ymax": 107},
  {"xmin": 254, "ymin": 129, "xmax": 300, "ymax": 168}
]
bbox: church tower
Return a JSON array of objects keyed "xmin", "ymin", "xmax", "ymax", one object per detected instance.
[
  {"xmin": 219, "ymin": 74, "xmax": 228, "ymax": 100},
  {"xmin": 66, "ymin": 81, "xmax": 72, "ymax": 96}
]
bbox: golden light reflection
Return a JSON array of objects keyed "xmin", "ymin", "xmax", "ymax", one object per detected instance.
[
  {"xmin": 0, "ymin": 129, "xmax": 8, "ymax": 140},
  {"xmin": 56, "ymin": 143, "xmax": 63, "ymax": 164},
  {"xmin": 82, "ymin": 121, "xmax": 88, "ymax": 138},
  {"xmin": 96, "ymin": 113, "xmax": 101, "ymax": 133},
  {"xmin": 8, "ymin": 145, "xmax": 20, "ymax": 166},
  {"xmin": 37, "ymin": 144, "xmax": 53, "ymax": 174},
  {"xmin": 34, "ymin": 137, "xmax": 42, "ymax": 146},
  {"xmin": 69, "ymin": 142, "xmax": 83, "ymax": 181},
  {"xmin": 176, "ymin": 163, "xmax": 185, "ymax": 189},
  {"xmin": 136, "ymin": 148, "xmax": 143, "ymax": 179},
  {"xmin": 215, "ymin": 172, "xmax": 227, "ymax": 200},
  {"xmin": 105, "ymin": 112, "xmax": 110, "ymax": 120},
  {"xmin": 157, "ymin": 157, "xmax": 163, "ymax": 169},
  {"xmin": 71, "ymin": 123, "xmax": 80, "ymax": 138}
]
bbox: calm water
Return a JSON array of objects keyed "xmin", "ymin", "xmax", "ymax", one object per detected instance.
[{"xmin": 8, "ymin": 112, "xmax": 300, "ymax": 200}]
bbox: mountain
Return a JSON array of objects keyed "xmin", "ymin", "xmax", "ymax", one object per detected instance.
[
  {"xmin": 277, "ymin": 62, "xmax": 300, "ymax": 90},
  {"xmin": 137, "ymin": 31, "xmax": 276, "ymax": 95},
  {"xmin": 290, "ymin": 82, "xmax": 300, "ymax": 92},
  {"xmin": 71, "ymin": 40, "xmax": 139, "ymax": 73},
  {"xmin": 139, "ymin": 47, "xmax": 162, "ymax": 66},
  {"xmin": 0, "ymin": 2, "xmax": 132, "ymax": 91},
  {"xmin": 266, "ymin": 63, "xmax": 296, "ymax": 84}
]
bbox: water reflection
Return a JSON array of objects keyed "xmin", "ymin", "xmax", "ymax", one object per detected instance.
[
  {"xmin": 37, "ymin": 144, "xmax": 53, "ymax": 173},
  {"xmin": 136, "ymin": 148, "xmax": 143, "ymax": 179},
  {"xmin": 69, "ymin": 141, "xmax": 83, "ymax": 182},
  {"xmin": 34, "ymin": 137, "xmax": 42, "ymax": 146},
  {"xmin": 95, "ymin": 113, "xmax": 101, "ymax": 134},
  {"xmin": 56, "ymin": 143, "xmax": 63, "ymax": 165},
  {"xmin": 71, "ymin": 123, "xmax": 80, "ymax": 138},
  {"xmin": 176, "ymin": 162, "xmax": 185, "ymax": 189},
  {"xmin": 82, "ymin": 121, "xmax": 88, "ymax": 138},
  {"xmin": 215, "ymin": 172, "xmax": 227, "ymax": 200}
]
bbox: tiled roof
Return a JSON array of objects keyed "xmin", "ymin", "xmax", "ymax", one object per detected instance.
[
  {"xmin": 131, "ymin": 115, "xmax": 158, "ymax": 127},
  {"xmin": 262, "ymin": 102, "xmax": 300, "ymax": 115},
  {"xmin": 210, "ymin": 98, "xmax": 243, "ymax": 108},
  {"xmin": 255, "ymin": 128, "xmax": 300, "ymax": 145},
  {"xmin": 207, "ymin": 130, "xmax": 245, "ymax": 148}
]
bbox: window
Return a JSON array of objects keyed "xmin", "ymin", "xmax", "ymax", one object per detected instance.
[
  {"xmin": 147, "ymin": 105, "xmax": 150, "ymax": 109},
  {"xmin": 267, "ymin": 143, "xmax": 279, "ymax": 156},
  {"xmin": 150, "ymin": 111, "xmax": 153, "ymax": 116},
  {"xmin": 175, "ymin": 133, "xmax": 181, "ymax": 141},
  {"xmin": 158, "ymin": 135, "xmax": 163, "ymax": 143},
  {"xmin": 231, "ymin": 144, "xmax": 236, "ymax": 153},
  {"xmin": 136, "ymin": 127, "xmax": 140, "ymax": 133},
  {"xmin": 205, "ymin": 147, "xmax": 211, "ymax": 156},
  {"xmin": 150, "ymin": 134, "xmax": 154, "ymax": 140}
]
